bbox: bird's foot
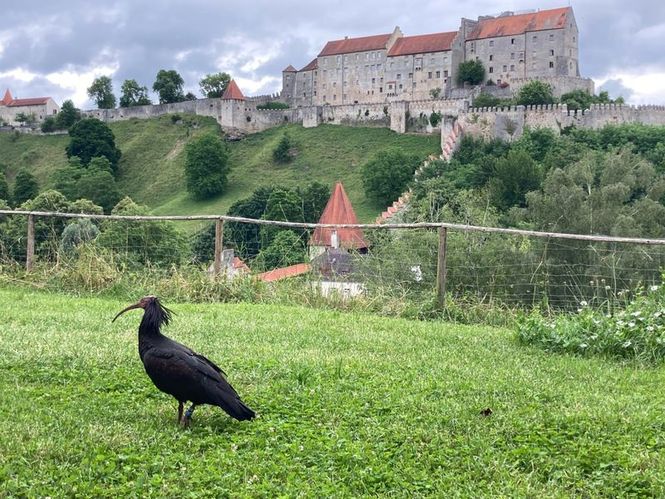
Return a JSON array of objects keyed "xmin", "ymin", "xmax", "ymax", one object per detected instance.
[{"xmin": 180, "ymin": 403, "xmax": 196, "ymax": 428}]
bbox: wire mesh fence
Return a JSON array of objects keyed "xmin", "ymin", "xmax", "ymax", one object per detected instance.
[{"xmin": 1, "ymin": 209, "xmax": 664, "ymax": 315}]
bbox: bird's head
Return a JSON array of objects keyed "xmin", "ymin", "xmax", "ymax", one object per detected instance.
[{"xmin": 112, "ymin": 295, "xmax": 173, "ymax": 328}]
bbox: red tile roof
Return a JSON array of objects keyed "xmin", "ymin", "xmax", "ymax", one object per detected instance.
[
  {"xmin": 310, "ymin": 182, "xmax": 368, "ymax": 250},
  {"xmin": 318, "ymin": 33, "xmax": 391, "ymax": 57},
  {"xmin": 387, "ymin": 31, "xmax": 457, "ymax": 56},
  {"xmin": 300, "ymin": 59, "xmax": 318, "ymax": 72},
  {"xmin": 467, "ymin": 7, "xmax": 571, "ymax": 40},
  {"xmin": 1, "ymin": 89, "xmax": 12, "ymax": 106},
  {"xmin": 221, "ymin": 80, "xmax": 245, "ymax": 100},
  {"xmin": 8, "ymin": 97, "xmax": 51, "ymax": 107},
  {"xmin": 283, "ymin": 65, "xmax": 297, "ymax": 72},
  {"xmin": 233, "ymin": 257, "xmax": 250, "ymax": 273},
  {"xmin": 257, "ymin": 263, "xmax": 311, "ymax": 282}
]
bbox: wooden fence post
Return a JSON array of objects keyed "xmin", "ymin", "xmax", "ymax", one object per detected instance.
[
  {"xmin": 436, "ymin": 226, "xmax": 447, "ymax": 308},
  {"xmin": 26, "ymin": 214, "xmax": 35, "ymax": 272},
  {"xmin": 214, "ymin": 218, "xmax": 224, "ymax": 277}
]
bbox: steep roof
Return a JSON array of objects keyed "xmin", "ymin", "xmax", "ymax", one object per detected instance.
[
  {"xmin": 283, "ymin": 65, "xmax": 297, "ymax": 72},
  {"xmin": 1, "ymin": 89, "xmax": 12, "ymax": 106},
  {"xmin": 8, "ymin": 97, "xmax": 51, "ymax": 107},
  {"xmin": 387, "ymin": 31, "xmax": 457, "ymax": 56},
  {"xmin": 221, "ymin": 80, "xmax": 245, "ymax": 100},
  {"xmin": 310, "ymin": 182, "xmax": 368, "ymax": 250},
  {"xmin": 467, "ymin": 7, "xmax": 571, "ymax": 40},
  {"xmin": 318, "ymin": 33, "xmax": 391, "ymax": 57},
  {"xmin": 300, "ymin": 59, "xmax": 318, "ymax": 72},
  {"xmin": 257, "ymin": 263, "xmax": 311, "ymax": 282}
]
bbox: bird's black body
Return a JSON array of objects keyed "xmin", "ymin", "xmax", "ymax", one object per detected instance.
[{"xmin": 114, "ymin": 296, "xmax": 255, "ymax": 425}]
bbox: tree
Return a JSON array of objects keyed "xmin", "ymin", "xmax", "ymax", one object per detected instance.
[
  {"xmin": 153, "ymin": 69, "xmax": 185, "ymax": 104},
  {"xmin": 87, "ymin": 76, "xmax": 117, "ymax": 109},
  {"xmin": 260, "ymin": 187, "xmax": 305, "ymax": 250},
  {"xmin": 55, "ymin": 100, "xmax": 81, "ymax": 130},
  {"xmin": 516, "ymin": 80, "xmax": 555, "ymax": 106},
  {"xmin": 61, "ymin": 219, "xmax": 100, "ymax": 256},
  {"xmin": 255, "ymin": 230, "xmax": 305, "ymax": 271},
  {"xmin": 222, "ymin": 187, "xmax": 274, "ymax": 260},
  {"xmin": 184, "ymin": 133, "xmax": 230, "ymax": 199},
  {"xmin": 457, "ymin": 60, "xmax": 486, "ymax": 86},
  {"xmin": 199, "ymin": 72, "xmax": 231, "ymax": 98},
  {"xmin": 0, "ymin": 170, "xmax": 9, "ymax": 202},
  {"xmin": 53, "ymin": 157, "xmax": 85, "ymax": 200},
  {"xmin": 487, "ymin": 150, "xmax": 543, "ymax": 210},
  {"xmin": 119, "ymin": 79, "xmax": 151, "ymax": 107},
  {"xmin": 184, "ymin": 91, "xmax": 197, "ymax": 101},
  {"xmin": 15, "ymin": 113, "xmax": 37, "ymax": 126},
  {"xmin": 41, "ymin": 116, "xmax": 57, "ymax": 133},
  {"xmin": 273, "ymin": 133, "xmax": 293, "ymax": 163},
  {"xmin": 12, "ymin": 169, "xmax": 39, "ymax": 206},
  {"xmin": 299, "ymin": 182, "xmax": 330, "ymax": 222},
  {"xmin": 66, "ymin": 118, "xmax": 122, "ymax": 172},
  {"xmin": 361, "ymin": 150, "xmax": 422, "ymax": 206},
  {"xmin": 74, "ymin": 157, "xmax": 122, "ymax": 213}
]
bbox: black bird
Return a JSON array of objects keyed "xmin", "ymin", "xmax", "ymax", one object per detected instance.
[{"xmin": 113, "ymin": 296, "xmax": 255, "ymax": 426}]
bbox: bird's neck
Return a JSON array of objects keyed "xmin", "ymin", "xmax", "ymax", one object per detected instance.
[{"xmin": 138, "ymin": 315, "xmax": 164, "ymax": 339}]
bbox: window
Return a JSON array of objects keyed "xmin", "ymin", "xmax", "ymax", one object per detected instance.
[
  {"xmin": 511, "ymin": 38, "xmax": 515, "ymax": 44},
  {"xmin": 372, "ymin": 77, "xmax": 376, "ymax": 84},
  {"xmin": 428, "ymin": 71, "xmax": 432, "ymax": 79},
  {"xmin": 489, "ymin": 54, "xmax": 493, "ymax": 61},
  {"xmin": 379, "ymin": 87, "xmax": 383, "ymax": 93},
  {"xmin": 333, "ymin": 94, "xmax": 336, "ymax": 101},
  {"xmin": 388, "ymin": 84, "xmax": 393, "ymax": 89},
  {"xmin": 489, "ymin": 40, "xmax": 494, "ymax": 47},
  {"xmin": 573, "ymin": 36, "xmax": 576, "ymax": 42},
  {"xmin": 511, "ymin": 52, "xmax": 515, "ymax": 60},
  {"xmin": 489, "ymin": 67, "xmax": 493, "ymax": 73},
  {"xmin": 549, "ymin": 61, "xmax": 554, "ymax": 68},
  {"xmin": 550, "ymin": 49, "xmax": 554, "ymax": 56},
  {"xmin": 503, "ymin": 65, "xmax": 507, "ymax": 71},
  {"xmin": 412, "ymin": 82, "xmax": 416, "ymax": 87},
  {"xmin": 549, "ymin": 33, "xmax": 555, "ymax": 41},
  {"xmin": 510, "ymin": 64, "xmax": 515, "ymax": 71},
  {"xmin": 444, "ymin": 70, "xmax": 448, "ymax": 77},
  {"xmin": 532, "ymin": 35, "xmax": 537, "ymax": 41},
  {"xmin": 436, "ymin": 70, "xmax": 441, "ymax": 78},
  {"xmin": 408, "ymin": 72, "xmax": 413, "ymax": 78},
  {"xmin": 399, "ymin": 84, "xmax": 402, "ymax": 89},
  {"xmin": 396, "ymin": 73, "xmax": 401, "ymax": 80}
]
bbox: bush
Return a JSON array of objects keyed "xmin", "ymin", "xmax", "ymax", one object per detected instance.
[
  {"xmin": 516, "ymin": 80, "xmax": 555, "ymax": 106},
  {"xmin": 257, "ymin": 102, "xmax": 289, "ymax": 110},
  {"xmin": 517, "ymin": 284, "xmax": 665, "ymax": 363},
  {"xmin": 184, "ymin": 133, "xmax": 230, "ymax": 199},
  {"xmin": 429, "ymin": 111, "xmax": 442, "ymax": 128},
  {"xmin": 61, "ymin": 219, "xmax": 100, "ymax": 256},
  {"xmin": 66, "ymin": 118, "xmax": 122, "ymax": 172},
  {"xmin": 12, "ymin": 169, "xmax": 39, "ymax": 206},
  {"xmin": 41, "ymin": 116, "xmax": 57, "ymax": 133}
]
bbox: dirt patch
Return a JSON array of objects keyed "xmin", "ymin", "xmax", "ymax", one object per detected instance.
[{"xmin": 166, "ymin": 139, "xmax": 185, "ymax": 161}]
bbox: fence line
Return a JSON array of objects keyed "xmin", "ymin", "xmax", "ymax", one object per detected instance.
[{"xmin": 3, "ymin": 209, "xmax": 665, "ymax": 246}]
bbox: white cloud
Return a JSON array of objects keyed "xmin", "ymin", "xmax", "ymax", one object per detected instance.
[
  {"xmin": 234, "ymin": 75, "xmax": 281, "ymax": 96},
  {"xmin": 596, "ymin": 70, "xmax": 665, "ymax": 105},
  {"xmin": 46, "ymin": 63, "xmax": 120, "ymax": 107},
  {"xmin": 0, "ymin": 68, "xmax": 38, "ymax": 82}
]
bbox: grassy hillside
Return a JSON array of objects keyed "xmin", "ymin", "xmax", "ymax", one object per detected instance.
[
  {"xmin": 0, "ymin": 117, "xmax": 440, "ymax": 222},
  {"xmin": 2, "ymin": 288, "xmax": 664, "ymax": 496}
]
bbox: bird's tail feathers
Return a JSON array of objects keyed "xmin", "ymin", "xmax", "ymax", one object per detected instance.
[{"xmin": 216, "ymin": 392, "xmax": 256, "ymax": 421}]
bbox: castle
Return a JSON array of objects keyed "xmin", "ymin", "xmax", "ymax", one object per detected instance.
[
  {"xmin": 0, "ymin": 89, "xmax": 59, "ymax": 126},
  {"xmin": 281, "ymin": 6, "xmax": 593, "ymax": 107}
]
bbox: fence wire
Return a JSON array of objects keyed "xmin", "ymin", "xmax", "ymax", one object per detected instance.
[{"xmin": 1, "ymin": 210, "xmax": 664, "ymax": 312}]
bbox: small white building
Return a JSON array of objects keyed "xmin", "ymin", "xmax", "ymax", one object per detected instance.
[{"xmin": 0, "ymin": 89, "xmax": 60, "ymax": 126}]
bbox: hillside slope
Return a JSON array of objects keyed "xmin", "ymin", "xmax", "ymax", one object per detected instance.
[{"xmin": 0, "ymin": 117, "xmax": 440, "ymax": 221}]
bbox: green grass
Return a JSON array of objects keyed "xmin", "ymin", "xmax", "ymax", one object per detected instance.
[
  {"xmin": 0, "ymin": 118, "xmax": 440, "ymax": 225},
  {"xmin": 1, "ymin": 287, "xmax": 664, "ymax": 497}
]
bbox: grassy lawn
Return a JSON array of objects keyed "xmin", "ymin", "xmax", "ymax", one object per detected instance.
[
  {"xmin": 1, "ymin": 288, "xmax": 664, "ymax": 497},
  {"xmin": 0, "ymin": 119, "xmax": 440, "ymax": 225}
]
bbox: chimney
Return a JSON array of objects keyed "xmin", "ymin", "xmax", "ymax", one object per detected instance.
[{"xmin": 331, "ymin": 231, "xmax": 339, "ymax": 249}]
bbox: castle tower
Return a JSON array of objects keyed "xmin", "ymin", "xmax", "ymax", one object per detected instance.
[
  {"xmin": 281, "ymin": 65, "xmax": 297, "ymax": 107},
  {"xmin": 1, "ymin": 89, "xmax": 13, "ymax": 106},
  {"xmin": 220, "ymin": 80, "xmax": 245, "ymax": 128}
]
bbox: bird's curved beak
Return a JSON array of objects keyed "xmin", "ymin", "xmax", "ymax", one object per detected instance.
[{"xmin": 112, "ymin": 302, "xmax": 142, "ymax": 323}]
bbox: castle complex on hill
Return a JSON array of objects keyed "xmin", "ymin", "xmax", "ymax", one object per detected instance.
[{"xmin": 281, "ymin": 6, "xmax": 593, "ymax": 107}]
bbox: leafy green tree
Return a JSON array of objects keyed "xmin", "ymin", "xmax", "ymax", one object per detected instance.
[
  {"xmin": 199, "ymin": 72, "xmax": 231, "ymax": 98},
  {"xmin": 299, "ymin": 182, "xmax": 330, "ymax": 222},
  {"xmin": 74, "ymin": 157, "xmax": 122, "ymax": 213},
  {"xmin": 184, "ymin": 133, "xmax": 230, "ymax": 199},
  {"xmin": 53, "ymin": 157, "xmax": 84, "ymax": 200},
  {"xmin": 55, "ymin": 100, "xmax": 81, "ymax": 130},
  {"xmin": 361, "ymin": 150, "xmax": 421, "ymax": 206},
  {"xmin": 41, "ymin": 116, "xmax": 57, "ymax": 133},
  {"xmin": 255, "ymin": 230, "xmax": 305, "ymax": 271},
  {"xmin": 457, "ymin": 60, "xmax": 486, "ymax": 85},
  {"xmin": 15, "ymin": 113, "xmax": 37, "ymax": 126},
  {"xmin": 273, "ymin": 133, "xmax": 293, "ymax": 163},
  {"xmin": 184, "ymin": 92, "xmax": 197, "ymax": 101},
  {"xmin": 12, "ymin": 169, "xmax": 39, "ymax": 206},
  {"xmin": 61, "ymin": 219, "xmax": 100, "ymax": 256},
  {"xmin": 96, "ymin": 197, "xmax": 187, "ymax": 266},
  {"xmin": 87, "ymin": 76, "xmax": 117, "ymax": 109},
  {"xmin": 0, "ymin": 170, "xmax": 9, "ymax": 202},
  {"xmin": 516, "ymin": 80, "xmax": 555, "ymax": 106},
  {"xmin": 260, "ymin": 187, "xmax": 304, "ymax": 249},
  {"xmin": 472, "ymin": 92, "xmax": 509, "ymax": 108},
  {"xmin": 153, "ymin": 69, "xmax": 185, "ymax": 104},
  {"xmin": 66, "ymin": 118, "xmax": 122, "ymax": 172},
  {"xmin": 487, "ymin": 150, "xmax": 543, "ymax": 210},
  {"xmin": 119, "ymin": 79, "xmax": 151, "ymax": 107}
]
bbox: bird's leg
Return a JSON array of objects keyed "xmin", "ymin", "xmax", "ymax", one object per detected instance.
[
  {"xmin": 177, "ymin": 401, "xmax": 184, "ymax": 425},
  {"xmin": 181, "ymin": 403, "xmax": 197, "ymax": 428}
]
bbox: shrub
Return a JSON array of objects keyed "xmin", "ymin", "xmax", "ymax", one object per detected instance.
[
  {"xmin": 61, "ymin": 219, "xmax": 100, "ymax": 256},
  {"xmin": 516, "ymin": 80, "xmax": 555, "ymax": 106},
  {"xmin": 12, "ymin": 169, "xmax": 39, "ymax": 206},
  {"xmin": 273, "ymin": 134, "xmax": 293, "ymax": 163},
  {"xmin": 517, "ymin": 284, "xmax": 665, "ymax": 363},
  {"xmin": 457, "ymin": 60, "xmax": 485, "ymax": 86},
  {"xmin": 361, "ymin": 150, "xmax": 422, "ymax": 206},
  {"xmin": 66, "ymin": 118, "xmax": 122, "ymax": 172},
  {"xmin": 41, "ymin": 116, "xmax": 57, "ymax": 133},
  {"xmin": 256, "ymin": 102, "xmax": 289, "ymax": 110},
  {"xmin": 429, "ymin": 111, "xmax": 442, "ymax": 128}
]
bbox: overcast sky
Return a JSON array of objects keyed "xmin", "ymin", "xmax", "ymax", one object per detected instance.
[{"xmin": 0, "ymin": 0, "xmax": 663, "ymax": 108}]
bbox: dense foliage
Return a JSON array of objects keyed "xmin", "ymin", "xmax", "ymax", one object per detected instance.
[
  {"xmin": 184, "ymin": 133, "xmax": 230, "ymax": 199},
  {"xmin": 199, "ymin": 72, "xmax": 231, "ymax": 98},
  {"xmin": 119, "ymin": 79, "xmax": 152, "ymax": 107},
  {"xmin": 515, "ymin": 80, "xmax": 555, "ymax": 106},
  {"xmin": 361, "ymin": 150, "xmax": 422, "ymax": 205},
  {"xmin": 153, "ymin": 69, "xmax": 185, "ymax": 104},
  {"xmin": 273, "ymin": 133, "xmax": 294, "ymax": 162},
  {"xmin": 457, "ymin": 60, "xmax": 486, "ymax": 85},
  {"xmin": 12, "ymin": 169, "xmax": 39, "ymax": 206},
  {"xmin": 66, "ymin": 118, "xmax": 122, "ymax": 172},
  {"xmin": 87, "ymin": 76, "xmax": 117, "ymax": 109}
]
